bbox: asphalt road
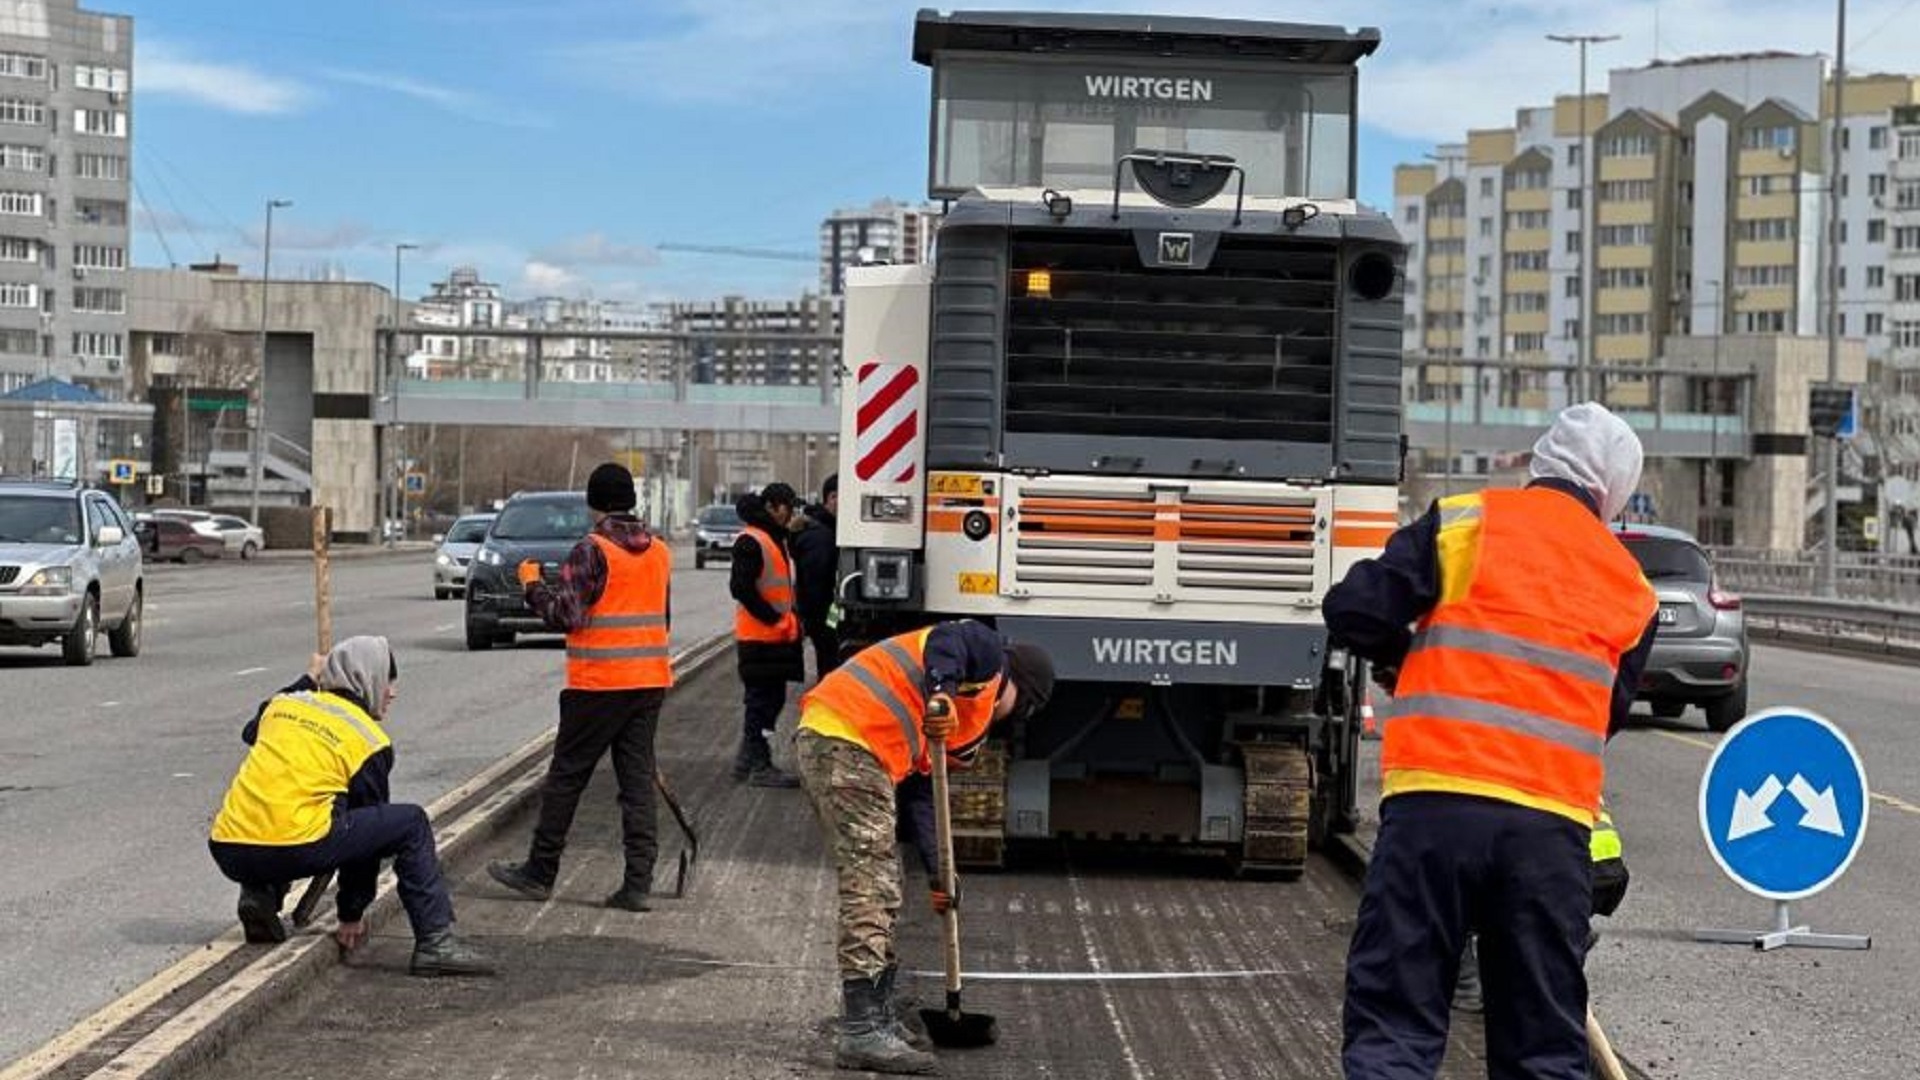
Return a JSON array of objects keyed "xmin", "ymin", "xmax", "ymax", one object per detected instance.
[{"xmin": 0, "ymin": 546, "xmax": 735, "ymax": 1068}]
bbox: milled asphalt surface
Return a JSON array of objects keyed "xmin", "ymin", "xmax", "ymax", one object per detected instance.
[{"xmin": 0, "ymin": 545, "xmax": 733, "ymax": 1068}]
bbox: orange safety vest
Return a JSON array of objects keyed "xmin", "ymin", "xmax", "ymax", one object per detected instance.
[
  {"xmin": 802, "ymin": 627, "xmax": 1003, "ymax": 783},
  {"xmin": 566, "ymin": 534, "xmax": 673, "ymax": 690},
  {"xmin": 1383, "ymin": 487, "xmax": 1657, "ymax": 825},
  {"xmin": 735, "ymin": 525, "xmax": 801, "ymax": 644}
]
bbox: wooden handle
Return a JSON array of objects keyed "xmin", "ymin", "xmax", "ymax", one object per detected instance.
[
  {"xmin": 312, "ymin": 507, "xmax": 332, "ymax": 653},
  {"xmin": 1587, "ymin": 1006, "xmax": 1629, "ymax": 1080},
  {"xmin": 929, "ymin": 736, "xmax": 962, "ymax": 998}
]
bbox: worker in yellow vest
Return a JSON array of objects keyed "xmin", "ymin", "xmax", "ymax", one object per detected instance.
[
  {"xmin": 1326, "ymin": 403, "xmax": 1659, "ymax": 1080},
  {"xmin": 208, "ymin": 637, "xmax": 492, "ymax": 977},
  {"xmin": 489, "ymin": 462, "xmax": 674, "ymax": 911}
]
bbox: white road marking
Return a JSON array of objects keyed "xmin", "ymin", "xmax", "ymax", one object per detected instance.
[
  {"xmin": 98, "ymin": 701, "xmax": 119, "ymax": 709},
  {"xmin": 434, "ymin": 623, "xmax": 457, "ymax": 633},
  {"xmin": 232, "ymin": 666, "xmax": 267, "ymax": 677},
  {"xmin": 1652, "ymin": 729, "xmax": 1920, "ymax": 817},
  {"xmin": 1065, "ymin": 870, "xmax": 1148, "ymax": 1080}
]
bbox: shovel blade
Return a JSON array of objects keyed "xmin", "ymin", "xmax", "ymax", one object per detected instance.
[{"xmin": 918, "ymin": 1006, "xmax": 997, "ymax": 1049}]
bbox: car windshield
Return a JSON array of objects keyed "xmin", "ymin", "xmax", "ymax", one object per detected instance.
[
  {"xmin": 0, "ymin": 495, "xmax": 82, "ymax": 545},
  {"xmin": 1625, "ymin": 537, "xmax": 1712, "ymax": 582},
  {"xmin": 446, "ymin": 518, "xmax": 493, "ymax": 543},
  {"xmin": 492, "ymin": 501, "xmax": 590, "ymax": 541},
  {"xmin": 699, "ymin": 507, "xmax": 741, "ymax": 528}
]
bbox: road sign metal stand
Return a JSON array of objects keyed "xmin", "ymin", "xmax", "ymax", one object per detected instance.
[{"xmin": 1695, "ymin": 899, "xmax": 1870, "ymax": 952}]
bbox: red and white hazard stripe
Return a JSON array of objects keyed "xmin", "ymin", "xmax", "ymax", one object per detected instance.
[{"xmin": 854, "ymin": 361, "xmax": 921, "ymax": 483}]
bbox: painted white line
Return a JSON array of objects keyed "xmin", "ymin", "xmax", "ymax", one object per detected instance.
[
  {"xmin": 434, "ymin": 623, "xmax": 457, "ymax": 633},
  {"xmin": 99, "ymin": 701, "xmax": 120, "ymax": 709},
  {"xmin": 232, "ymin": 667, "xmax": 267, "ymax": 677},
  {"xmin": 1065, "ymin": 870, "xmax": 1148, "ymax": 1080}
]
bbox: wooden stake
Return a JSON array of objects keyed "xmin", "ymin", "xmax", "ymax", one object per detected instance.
[{"xmin": 312, "ymin": 506, "xmax": 332, "ymax": 653}]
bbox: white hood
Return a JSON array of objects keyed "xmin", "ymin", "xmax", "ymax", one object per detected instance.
[{"xmin": 1528, "ymin": 402, "xmax": 1644, "ymax": 522}]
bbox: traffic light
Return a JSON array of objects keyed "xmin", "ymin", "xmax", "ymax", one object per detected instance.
[{"xmin": 1808, "ymin": 385, "xmax": 1856, "ymax": 438}]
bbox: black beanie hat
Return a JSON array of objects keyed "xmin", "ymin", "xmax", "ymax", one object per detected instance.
[
  {"xmin": 1004, "ymin": 642, "xmax": 1055, "ymax": 720},
  {"xmin": 586, "ymin": 462, "xmax": 637, "ymax": 513}
]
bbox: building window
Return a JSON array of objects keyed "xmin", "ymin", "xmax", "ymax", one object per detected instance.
[
  {"xmin": 1739, "ymin": 125, "xmax": 1795, "ymax": 151},
  {"xmin": 1872, "ymin": 126, "xmax": 1890, "ymax": 150},
  {"xmin": 1598, "ymin": 133, "xmax": 1656, "ymax": 157},
  {"xmin": 1679, "ymin": 136, "xmax": 1695, "ymax": 156},
  {"xmin": 1479, "ymin": 216, "xmax": 1494, "ymax": 237},
  {"xmin": 71, "ymin": 243, "xmax": 125, "ymax": 270},
  {"xmin": 72, "ymin": 109, "xmax": 126, "ymax": 138},
  {"xmin": 71, "ymin": 65, "xmax": 128, "ymax": 93},
  {"xmin": 1871, "ymin": 174, "xmax": 1888, "ymax": 198},
  {"xmin": 1744, "ymin": 175, "xmax": 1788, "ymax": 196},
  {"xmin": 1507, "ymin": 169, "xmax": 1549, "ymax": 191},
  {"xmin": 0, "ymin": 236, "xmax": 33, "ymax": 262},
  {"xmin": 1504, "ymin": 251, "xmax": 1549, "ymax": 272},
  {"xmin": 1870, "ymin": 219, "xmax": 1887, "ymax": 243},
  {"xmin": 1507, "ymin": 292, "xmax": 1549, "ymax": 313},
  {"xmin": 74, "ymin": 152, "xmax": 125, "ymax": 180},
  {"xmin": 1897, "ymin": 274, "xmax": 1920, "ymax": 302},
  {"xmin": 72, "ymin": 286, "xmax": 124, "ymax": 314},
  {"xmin": 1504, "ymin": 210, "xmax": 1549, "ymax": 230},
  {"xmin": 1596, "ymin": 313, "xmax": 1649, "ymax": 335},
  {"xmin": 1479, "ymin": 177, "xmax": 1494, "ymax": 198},
  {"xmin": 1563, "ymin": 319, "xmax": 1581, "ymax": 339},
  {"xmin": 1511, "ymin": 332, "xmax": 1547, "ymax": 353},
  {"xmin": 0, "ymin": 143, "xmax": 42, "ymax": 173},
  {"xmin": 0, "ymin": 281, "xmax": 35, "ymax": 307},
  {"xmin": 1733, "ymin": 265, "xmax": 1795, "ymax": 287},
  {"xmin": 1897, "ymin": 226, "xmax": 1920, "ymax": 251},
  {"xmin": 1597, "ymin": 223, "xmax": 1656, "ymax": 246},
  {"xmin": 0, "ymin": 190, "xmax": 40, "ymax": 216},
  {"xmin": 1895, "ymin": 321, "xmax": 1920, "ymax": 348},
  {"xmin": 1597, "ymin": 267, "xmax": 1650, "ymax": 289},
  {"xmin": 1598, "ymin": 179, "xmax": 1656, "ymax": 201},
  {"xmin": 73, "ymin": 199, "xmax": 125, "ymax": 227},
  {"xmin": 71, "ymin": 331, "xmax": 122, "ymax": 359},
  {"xmin": 0, "ymin": 53, "xmax": 45, "ymax": 81},
  {"xmin": 1741, "ymin": 310, "xmax": 1789, "ymax": 334},
  {"xmin": 1869, "ymin": 266, "xmax": 1886, "ymax": 289},
  {"xmin": 1565, "ymin": 274, "xmax": 1582, "ymax": 297},
  {"xmin": 1404, "ymin": 204, "xmax": 1420, "ymax": 225},
  {"xmin": 1568, "ymin": 144, "xmax": 1583, "ymax": 167},
  {"xmin": 1736, "ymin": 218, "xmax": 1794, "ymax": 242},
  {"xmin": 1868, "ymin": 313, "xmax": 1885, "ymax": 335},
  {"xmin": 1477, "ymin": 255, "xmax": 1492, "ymax": 278},
  {"xmin": 0, "ymin": 99, "xmax": 43, "ymax": 127},
  {"xmin": 1904, "ymin": 132, "xmax": 1920, "ymax": 159},
  {"xmin": 1565, "ymin": 230, "xmax": 1582, "ymax": 253}
]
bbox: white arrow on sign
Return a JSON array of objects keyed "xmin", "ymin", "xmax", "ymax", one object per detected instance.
[
  {"xmin": 1787, "ymin": 774, "xmax": 1846, "ymax": 837},
  {"xmin": 1729, "ymin": 774, "xmax": 1785, "ymax": 841}
]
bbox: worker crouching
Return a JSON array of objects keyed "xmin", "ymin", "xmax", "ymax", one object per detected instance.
[{"xmin": 795, "ymin": 620, "xmax": 1053, "ymax": 1074}]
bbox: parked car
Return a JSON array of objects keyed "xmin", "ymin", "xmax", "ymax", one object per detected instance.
[
  {"xmin": 463, "ymin": 491, "xmax": 591, "ymax": 650},
  {"xmin": 693, "ymin": 503, "xmax": 743, "ymax": 569},
  {"xmin": 1616, "ymin": 523, "xmax": 1750, "ymax": 732},
  {"xmin": 143, "ymin": 516, "xmax": 227, "ymax": 564},
  {"xmin": 0, "ymin": 479, "xmax": 144, "ymax": 665},
  {"xmin": 432, "ymin": 513, "xmax": 496, "ymax": 600},
  {"xmin": 207, "ymin": 515, "xmax": 265, "ymax": 559}
]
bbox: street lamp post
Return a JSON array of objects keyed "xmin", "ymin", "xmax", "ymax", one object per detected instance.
[
  {"xmin": 248, "ymin": 198, "xmax": 292, "ymax": 524},
  {"xmin": 1821, "ymin": 0, "xmax": 1848, "ymax": 595},
  {"xmin": 387, "ymin": 242, "xmax": 418, "ymax": 547},
  {"xmin": 1548, "ymin": 33, "xmax": 1618, "ymax": 405}
]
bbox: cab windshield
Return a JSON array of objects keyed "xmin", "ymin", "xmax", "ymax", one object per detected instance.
[{"xmin": 932, "ymin": 56, "xmax": 1355, "ymax": 200}]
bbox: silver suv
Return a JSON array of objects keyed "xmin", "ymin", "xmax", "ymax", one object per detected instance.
[
  {"xmin": 1615, "ymin": 523, "xmax": 1748, "ymax": 732},
  {"xmin": 0, "ymin": 480, "xmax": 145, "ymax": 665}
]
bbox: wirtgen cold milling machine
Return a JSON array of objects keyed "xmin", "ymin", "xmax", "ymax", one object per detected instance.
[{"xmin": 835, "ymin": 10, "xmax": 1406, "ymax": 877}]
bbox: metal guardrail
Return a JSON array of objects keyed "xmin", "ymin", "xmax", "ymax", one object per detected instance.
[
  {"xmin": 1742, "ymin": 595, "xmax": 1920, "ymax": 660},
  {"xmin": 1711, "ymin": 548, "xmax": 1920, "ymax": 605}
]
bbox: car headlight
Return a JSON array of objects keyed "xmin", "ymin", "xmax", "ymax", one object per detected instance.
[
  {"xmin": 21, "ymin": 566, "xmax": 73, "ymax": 595},
  {"xmin": 476, "ymin": 547, "xmax": 505, "ymax": 567},
  {"xmin": 436, "ymin": 553, "xmax": 453, "ymax": 566}
]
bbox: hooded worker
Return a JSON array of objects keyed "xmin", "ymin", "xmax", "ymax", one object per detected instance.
[
  {"xmin": 209, "ymin": 636, "xmax": 494, "ymax": 977},
  {"xmin": 1322, "ymin": 402, "xmax": 1659, "ymax": 1080}
]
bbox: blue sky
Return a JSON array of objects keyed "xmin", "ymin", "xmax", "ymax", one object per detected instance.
[{"xmin": 121, "ymin": 0, "xmax": 1917, "ymax": 303}]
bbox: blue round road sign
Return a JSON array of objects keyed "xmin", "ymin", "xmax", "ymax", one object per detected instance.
[{"xmin": 1699, "ymin": 708, "xmax": 1869, "ymax": 901}]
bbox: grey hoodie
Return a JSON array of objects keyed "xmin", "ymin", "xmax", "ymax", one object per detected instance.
[{"xmin": 318, "ymin": 636, "xmax": 397, "ymax": 721}]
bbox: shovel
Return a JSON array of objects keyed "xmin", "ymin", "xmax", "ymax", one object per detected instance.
[
  {"xmin": 290, "ymin": 508, "xmax": 335, "ymax": 931},
  {"xmin": 654, "ymin": 766, "xmax": 698, "ymax": 898},
  {"xmin": 917, "ymin": 733, "xmax": 997, "ymax": 1049}
]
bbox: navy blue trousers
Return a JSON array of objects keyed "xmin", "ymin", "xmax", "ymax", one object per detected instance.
[
  {"xmin": 1343, "ymin": 793, "xmax": 1592, "ymax": 1080},
  {"xmin": 209, "ymin": 803, "xmax": 454, "ymax": 939}
]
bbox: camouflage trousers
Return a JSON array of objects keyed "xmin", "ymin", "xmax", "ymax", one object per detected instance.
[{"xmin": 795, "ymin": 728, "xmax": 902, "ymax": 982}]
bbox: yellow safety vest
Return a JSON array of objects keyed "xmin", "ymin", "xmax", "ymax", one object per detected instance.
[
  {"xmin": 211, "ymin": 691, "xmax": 391, "ymax": 846},
  {"xmin": 1591, "ymin": 806, "xmax": 1623, "ymax": 863}
]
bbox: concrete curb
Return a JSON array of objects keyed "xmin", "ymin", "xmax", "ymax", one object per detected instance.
[{"xmin": 5, "ymin": 633, "xmax": 733, "ymax": 1080}]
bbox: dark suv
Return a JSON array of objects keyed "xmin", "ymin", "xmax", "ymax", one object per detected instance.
[
  {"xmin": 0, "ymin": 480, "xmax": 144, "ymax": 665},
  {"xmin": 1616, "ymin": 524, "xmax": 1750, "ymax": 732},
  {"xmin": 463, "ymin": 491, "xmax": 591, "ymax": 650}
]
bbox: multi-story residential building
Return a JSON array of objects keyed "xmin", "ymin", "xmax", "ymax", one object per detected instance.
[
  {"xmin": 407, "ymin": 266, "xmax": 526, "ymax": 380},
  {"xmin": 668, "ymin": 294, "xmax": 840, "ymax": 389},
  {"xmin": 0, "ymin": 0, "xmax": 131, "ymax": 398},
  {"xmin": 510, "ymin": 297, "xmax": 674, "ymax": 383},
  {"xmin": 818, "ymin": 199, "xmax": 940, "ymax": 295}
]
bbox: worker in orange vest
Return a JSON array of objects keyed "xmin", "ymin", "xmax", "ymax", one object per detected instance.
[
  {"xmin": 1327, "ymin": 403, "xmax": 1659, "ymax": 1080},
  {"xmin": 795, "ymin": 620, "xmax": 1053, "ymax": 1074},
  {"xmin": 487, "ymin": 462, "xmax": 674, "ymax": 911},
  {"xmin": 730, "ymin": 482, "xmax": 805, "ymax": 787}
]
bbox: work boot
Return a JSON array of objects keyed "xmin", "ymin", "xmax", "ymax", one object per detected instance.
[
  {"xmin": 236, "ymin": 885, "xmax": 287, "ymax": 944},
  {"xmin": 487, "ymin": 860, "xmax": 554, "ymax": 901},
  {"xmin": 1452, "ymin": 935, "xmax": 1484, "ymax": 1015},
  {"xmin": 605, "ymin": 884, "xmax": 653, "ymax": 912},
  {"xmin": 837, "ymin": 977, "xmax": 938, "ymax": 1075},
  {"xmin": 410, "ymin": 931, "xmax": 497, "ymax": 977},
  {"xmin": 878, "ymin": 963, "xmax": 935, "ymax": 1052}
]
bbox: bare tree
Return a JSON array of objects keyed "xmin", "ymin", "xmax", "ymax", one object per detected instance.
[
  {"xmin": 177, "ymin": 314, "xmax": 257, "ymax": 390},
  {"xmin": 406, "ymin": 426, "xmax": 618, "ymax": 515}
]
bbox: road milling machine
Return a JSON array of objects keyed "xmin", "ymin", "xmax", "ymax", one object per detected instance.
[{"xmin": 833, "ymin": 9, "xmax": 1407, "ymax": 877}]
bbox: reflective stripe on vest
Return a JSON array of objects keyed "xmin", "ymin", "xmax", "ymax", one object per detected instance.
[
  {"xmin": 1591, "ymin": 807, "xmax": 1623, "ymax": 862},
  {"xmin": 801, "ymin": 626, "xmax": 1003, "ymax": 782},
  {"xmin": 1383, "ymin": 487, "xmax": 1658, "ymax": 820},
  {"xmin": 210, "ymin": 691, "xmax": 389, "ymax": 846},
  {"xmin": 567, "ymin": 534, "xmax": 673, "ymax": 690},
  {"xmin": 735, "ymin": 526, "xmax": 800, "ymax": 644}
]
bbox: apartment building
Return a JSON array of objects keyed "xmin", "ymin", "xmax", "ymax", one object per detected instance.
[
  {"xmin": 818, "ymin": 199, "xmax": 940, "ymax": 295},
  {"xmin": 0, "ymin": 0, "xmax": 131, "ymax": 398},
  {"xmin": 407, "ymin": 266, "xmax": 527, "ymax": 380},
  {"xmin": 669, "ymin": 294, "xmax": 840, "ymax": 389}
]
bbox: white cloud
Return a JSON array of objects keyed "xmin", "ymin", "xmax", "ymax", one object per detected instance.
[
  {"xmin": 518, "ymin": 260, "xmax": 590, "ymax": 295},
  {"xmin": 553, "ymin": 0, "xmax": 1920, "ymax": 141},
  {"xmin": 139, "ymin": 42, "xmax": 311, "ymax": 115},
  {"xmin": 320, "ymin": 69, "xmax": 550, "ymax": 128}
]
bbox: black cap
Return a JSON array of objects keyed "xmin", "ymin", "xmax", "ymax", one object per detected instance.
[
  {"xmin": 586, "ymin": 462, "xmax": 637, "ymax": 513},
  {"xmin": 762, "ymin": 482, "xmax": 797, "ymax": 509},
  {"xmin": 1005, "ymin": 642, "xmax": 1055, "ymax": 721}
]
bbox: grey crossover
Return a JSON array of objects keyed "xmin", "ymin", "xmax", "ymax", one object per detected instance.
[
  {"xmin": 1616, "ymin": 523, "xmax": 1749, "ymax": 732},
  {"xmin": 463, "ymin": 492, "xmax": 591, "ymax": 650},
  {"xmin": 0, "ymin": 479, "xmax": 144, "ymax": 665}
]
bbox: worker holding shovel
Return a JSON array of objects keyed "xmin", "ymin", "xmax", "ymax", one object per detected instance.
[{"xmin": 795, "ymin": 620, "xmax": 1053, "ymax": 1075}]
